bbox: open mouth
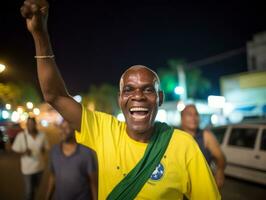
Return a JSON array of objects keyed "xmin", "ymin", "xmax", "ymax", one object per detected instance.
[{"xmin": 129, "ymin": 107, "xmax": 149, "ymax": 120}]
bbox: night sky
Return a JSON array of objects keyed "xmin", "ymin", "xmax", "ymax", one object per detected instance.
[{"xmin": 1, "ymin": 0, "xmax": 266, "ymax": 97}]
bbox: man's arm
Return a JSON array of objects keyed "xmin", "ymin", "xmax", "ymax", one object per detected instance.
[
  {"xmin": 45, "ymin": 172, "xmax": 55, "ymax": 200},
  {"xmin": 204, "ymin": 130, "xmax": 226, "ymax": 189},
  {"xmin": 89, "ymin": 171, "xmax": 98, "ymax": 200},
  {"xmin": 20, "ymin": 0, "xmax": 82, "ymax": 131},
  {"xmin": 12, "ymin": 148, "xmax": 32, "ymax": 156},
  {"xmin": 87, "ymin": 151, "xmax": 98, "ymax": 200},
  {"xmin": 11, "ymin": 133, "xmax": 32, "ymax": 156}
]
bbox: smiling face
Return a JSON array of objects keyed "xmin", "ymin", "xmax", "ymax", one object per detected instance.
[{"xmin": 118, "ymin": 65, "xmax": 163, "ymax": 138}]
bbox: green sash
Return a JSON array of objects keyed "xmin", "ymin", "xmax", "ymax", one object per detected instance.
[{"xmin": 107, "ymin": 122, "xmax": 174, "ymax": 200}]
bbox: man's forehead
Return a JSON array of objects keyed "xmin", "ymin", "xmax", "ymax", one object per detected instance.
[
  {"xmin": 124, "ymin": 71, "xmax": 157, "ymax": 82},
  {"xmin": 120, "ymin": 65, "xmax": 159, "ymax": 86}
]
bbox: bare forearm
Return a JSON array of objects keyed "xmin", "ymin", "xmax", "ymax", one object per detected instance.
[
  {"xmin": 21, "ymin": 0, "xmax": 82, "ymax": 131},
  {"xmin": 215, "ymin": 153, "xmax": 226, "ymax": 171},
  {"xmin": 90, "ymin": 172, "xmax": 98, "ymax": 200},
  {"xmin": 215, "ymin": 160, "xmax": 225, "ymax": 178},
  {"xmin": 33, "ymin": 32, "xmax": 69, "ymax": 103},
  {"xmin": 45, "ymin": 174, "xmax": 55, "ymax": 200},
  {"xmin": 214, "ymin": 155, "xmax": 226, "ymax": 189},
  {"xmin": 33, "ymin": 31, "xmax": 53, "ymax": 56}
]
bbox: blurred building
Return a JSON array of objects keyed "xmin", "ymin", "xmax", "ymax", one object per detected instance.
[
  {"xmin": 247, "ymin": 31, "xmax": 266, "ymax": 71},
  {"xmin": 220, "ymin": 70, "xmax": 266, "ymax": 123}
]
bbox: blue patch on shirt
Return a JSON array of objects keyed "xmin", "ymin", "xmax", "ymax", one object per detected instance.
[{"xmin": 150, "ymin": 163, "xmax": 164, "ymax": 181}]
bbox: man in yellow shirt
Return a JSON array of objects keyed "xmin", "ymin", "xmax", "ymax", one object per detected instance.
[{"xmin": 20, "ymin": 0, "xmax": 221, "ymax": 199}]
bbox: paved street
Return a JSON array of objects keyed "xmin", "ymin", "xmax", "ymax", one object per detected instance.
[
  {"xmin": 0, "ymin": 126, "xmax": 60, "ymax": 200},
  {"xmin": 221, "ymin": 177, "xmax": 266, "ymax": 200},
  {"xmin": 0, "ymin": 126, "xmax": 265, "ymax": 200}
]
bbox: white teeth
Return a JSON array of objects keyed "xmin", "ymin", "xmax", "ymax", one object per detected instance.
[
  {"xmin": 130, "ymin": 107, "xmax": 149, "ymax": 112},
  {"xmin": 132, "ymin": 115, "xmax": 146, "ymax": 120}
]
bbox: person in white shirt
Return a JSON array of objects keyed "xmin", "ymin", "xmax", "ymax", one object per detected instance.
[{"xmin": 12, "ymin": 117, "xmax": 49, "ymax": 200}]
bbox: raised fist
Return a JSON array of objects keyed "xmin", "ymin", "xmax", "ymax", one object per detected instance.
[{"xmin": 20, "ymin": 0, "xmax": 49, "ymax": 35}]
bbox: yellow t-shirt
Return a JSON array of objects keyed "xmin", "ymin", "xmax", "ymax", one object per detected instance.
[{"xmin": 76, "ymin": 106, "xmax": 221, "ymax": 200}]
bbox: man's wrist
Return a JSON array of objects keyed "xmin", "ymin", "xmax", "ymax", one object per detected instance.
[
  {"xmin": 33, "ymin": 31, "xmax": 53, "ymax": 57},
  {"xmin": 32, "ymin": 29, "xmax": 49, "ymax": 41}
]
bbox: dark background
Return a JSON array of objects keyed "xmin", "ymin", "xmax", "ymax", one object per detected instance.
[{"xmin": 1, "ymin": 0, "xmax": 266, "ymax": 96}]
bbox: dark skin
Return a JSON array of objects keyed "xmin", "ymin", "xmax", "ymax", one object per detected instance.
[
  {"xmin": 119, "ymin": 66, "xmax": 163, "ymax": 142},
  {"xmin": 21, "ymin": 0, "xmax": 82, "ymax": 131},
  {"xmin": 20, "ymin": 0, "xmax": 163, "ymax": 142}
]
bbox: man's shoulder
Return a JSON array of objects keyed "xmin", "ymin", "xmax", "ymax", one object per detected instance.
[
  {"xmin": 15, "ymin": 131, "xmax": 26, "ymax": 140},
  {"xmin": 78, "ymin": 144, "xmax": 95, "ymax": 155},
  {"xmin": 77, "ymin": 145, "xmax": 96, "ymax": 164},
  {"xmin": 202, "ymin": 129, "xmax": 214, "ymax": 136},
  {"xmin": 82, "ymin": 105, "xmax": 114, "ymax": 120},
  {"xmin": 82, "ymin": 106, "xmax": 121, "ymax": 126},
  {"xmin": 170, "ymin": 128, "xmax": 199, "ymax": 149},
  {"xmin": 172, "ymin": 128, "xmax": 194, "ymax": 141}
]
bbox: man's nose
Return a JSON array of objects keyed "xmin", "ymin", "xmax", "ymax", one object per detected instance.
[{"xmin": 132, "ymin": 89, "xmax": 145, "ymax": 100}]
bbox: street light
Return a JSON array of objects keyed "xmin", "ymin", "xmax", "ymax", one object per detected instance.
[
  {"xmin": 26, "ymin": 101, "xmax": 34, "ymax": 109},
  {"xmin": 33, "ymin": 108, "xmax": 40, "ymax": 115},
  {"xmin": 5, "ymin": 103, "xmax": 11, "ymax": 110},
  {"xmin": 0, "ymin": 64, "xmax": 6, "ymax": 73},
  {"xmin": 174, "ymin": 86, "xmax": 185, "ymax": 95}
]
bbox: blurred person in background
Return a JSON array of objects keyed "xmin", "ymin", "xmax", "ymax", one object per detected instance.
[
  {"xmin": 181, "ymin": 104, "xmax": 226, "ymax": 189},
  {"xmin": 12, "ymin": 117, "xmax": 50, "ymax": 200},
  {"xmin": 45, "ymin": 119, "xmax": 97, "ymax": 200}
]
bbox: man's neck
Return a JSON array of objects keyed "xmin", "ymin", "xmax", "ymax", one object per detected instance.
[
  {"xmin": 62, "ymin": 141, "xmax": 77, "ymax": 156},
  {"xmin": 126, "ymin": 128, "xmax": 153, "ymax": 143}
]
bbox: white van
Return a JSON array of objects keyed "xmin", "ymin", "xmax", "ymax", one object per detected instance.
[{"xmin": 211, "ymin": 124, "xmax": 266, "ymax": 185}]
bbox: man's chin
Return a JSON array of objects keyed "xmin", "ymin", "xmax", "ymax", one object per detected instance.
[{"xmin": 127, "ymin": 123, "xmax": 152, "ymax": 134}]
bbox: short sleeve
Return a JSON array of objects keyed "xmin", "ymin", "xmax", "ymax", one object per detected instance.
[
  {"xmin": 12, "ymin": 132, "xmax": 26, "ymax": 153},
  {"xmin": 75, "ymin": 104, "xmax": 117, "ymax": 151},
  {"xmin": 186, "ymin": 143, "xmax": 221, "ymax": 200}
]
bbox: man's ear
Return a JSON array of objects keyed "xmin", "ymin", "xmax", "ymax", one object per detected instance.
[{"xmin": 158, "ymin": 91, "xmax": 164, "ymax": 106}]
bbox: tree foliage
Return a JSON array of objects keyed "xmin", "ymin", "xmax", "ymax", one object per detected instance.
[
  {"xmin": 0, "ymin": 82, "xmax": 41, "ymax": 107},
  {"xmin": 82, "ymin": 83, "xmax": 119, "ymax": 115},
  {"xmin": 158, "ymin": 59, "xmax": 211, "ymax": 100}
]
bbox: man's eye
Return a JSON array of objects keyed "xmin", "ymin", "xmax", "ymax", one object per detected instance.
[
  {"xmin": 123, "ymin": 87, "xmax": 132, "ymax": 93},
  {"xmin": 144, "ymin": 87, "xmax": 155, "ymax": 93}
]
